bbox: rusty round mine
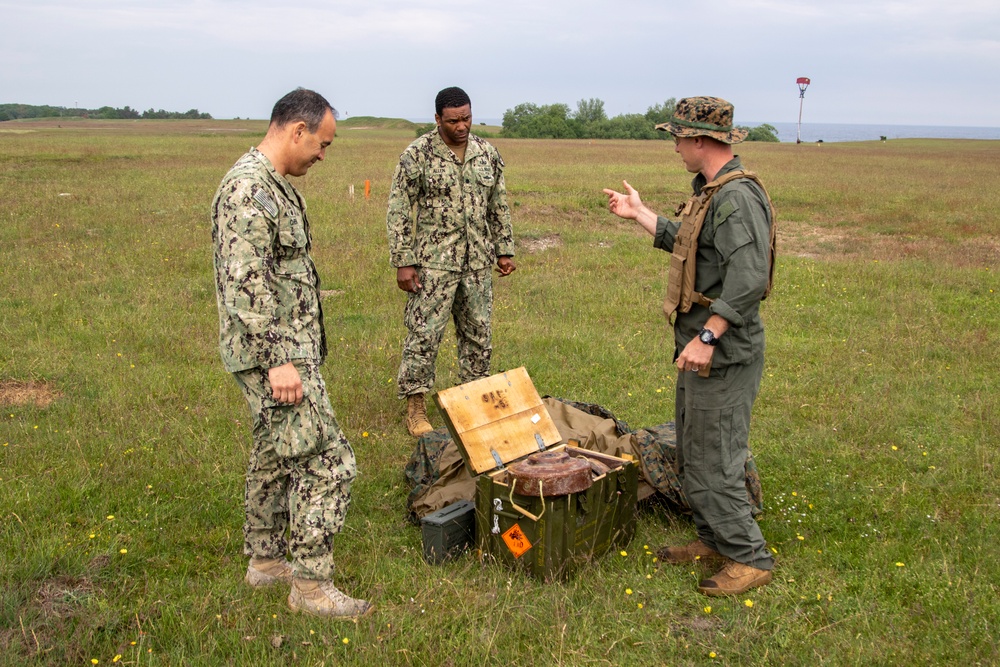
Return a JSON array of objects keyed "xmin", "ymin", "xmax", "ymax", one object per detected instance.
[{"xmin": 508, "ymin": 450, "xmax": 593, "ymax": 497}]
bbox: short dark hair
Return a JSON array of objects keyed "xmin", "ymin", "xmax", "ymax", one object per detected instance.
[
  {"xmin": 270, "ymin": 88, "xmax": 338, "ymax": 132},
  {"xmin": 435, "ymin": 87, "xmax": 471, "ymax": 116}
]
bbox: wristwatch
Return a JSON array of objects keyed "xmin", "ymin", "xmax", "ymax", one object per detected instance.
[{"xmin": 698, "ymin": 328, "xmax": 720, "ymax": 346}]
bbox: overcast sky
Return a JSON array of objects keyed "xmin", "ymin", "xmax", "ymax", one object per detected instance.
[{"xmin": 4, "ymin": 0, "xmax": 999, "ymax": 127}]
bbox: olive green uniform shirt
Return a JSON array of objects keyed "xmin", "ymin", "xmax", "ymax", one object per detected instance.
[
  {"xmin": 386, "ymin": 130, "xmax": 514, "ymax": 271},
  {"xmin": 212, "ymin": 148, "xmax": 326, "ymax": 373},
  {"xmin": 653, "ymin": 157, "xmax": 772, "ymax": 368}
]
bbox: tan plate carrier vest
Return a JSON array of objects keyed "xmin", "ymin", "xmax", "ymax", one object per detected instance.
[{"xmin": 663, "ymin": 169, "xmax": 776, "ymax": 319}]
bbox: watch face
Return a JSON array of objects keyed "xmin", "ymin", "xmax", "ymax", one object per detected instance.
[{"xmin": 699, "ymin": 329, "xmax": 716, "ymax": 345}]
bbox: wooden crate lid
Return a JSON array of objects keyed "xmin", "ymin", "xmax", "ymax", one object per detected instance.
[{"xmin": 434, "ymin": 367, "xmax": 562, "ymax": 475}]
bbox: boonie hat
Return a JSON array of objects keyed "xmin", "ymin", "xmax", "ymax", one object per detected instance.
[{"xmin": 655, "ymin": 96, "xmax": 748, "ymax": 145}]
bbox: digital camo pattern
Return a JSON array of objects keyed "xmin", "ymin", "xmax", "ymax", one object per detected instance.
[
  {"xmin": 396, "ymin": 267, "xmax": 493, "ymax": 398},
  {"xmin": 212, "ymin": 148, "xmax": 327, "ymax": 373},
  {"xmin": 386, "ymin": 130, "xmax": 514, "ymax": 272},
  {"xmin": 655, "ymin": 96, "xmax": 749, "ymax": 145},
  {"xmin": 234, "ymin": 362, "xmax": 357, "ymax": 580}
]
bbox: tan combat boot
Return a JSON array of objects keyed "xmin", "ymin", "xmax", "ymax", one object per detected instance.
[
  {"xmin": 288, "ymin": 578, "xmax": 374, "ymax": 619},
  {"xmin": 406, "ymin": 393, "xmax": 433, "ymax": 437},
  {"xmin": 698, "ymin": 559, "xmax": 773, "ymax": 596},
  {"xmin": 245, "ymin": 557, "xmax": 293, "ymax": 588},
  {"xmin": 655, "ymin": 539, "xmax": 725, "ymax": 566}
]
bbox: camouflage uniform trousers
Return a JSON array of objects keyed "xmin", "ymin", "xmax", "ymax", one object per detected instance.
[
  {"xmin": 232, "ymin": 361, "xmax": 357, "ymax": 580},
  {"xmin": 396, "ymin": 266, "xmax": 493, "ymax": 399},
  {"xmin": 674, "ymin": 354, "xmax": 774, "ymax": 571}
]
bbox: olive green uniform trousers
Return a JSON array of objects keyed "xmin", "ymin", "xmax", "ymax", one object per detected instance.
[{"xmin": 674, "ymin": 355, "xmax": 774, "ymax": 570}]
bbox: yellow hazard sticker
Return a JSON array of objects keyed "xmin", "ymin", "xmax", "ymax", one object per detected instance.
[{"xmin": 502, "ymin": 523, "xmax": 532, "ymax": 558}]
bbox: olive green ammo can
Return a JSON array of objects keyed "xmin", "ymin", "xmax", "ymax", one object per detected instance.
[{"xmin": 420, "ymin": 500, "xmax": 476, "ymax": 564}]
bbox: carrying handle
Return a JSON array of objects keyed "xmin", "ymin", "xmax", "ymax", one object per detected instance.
[{"xmin": 508, "ymin": 480, "xmax": 545, "ymax": 522}]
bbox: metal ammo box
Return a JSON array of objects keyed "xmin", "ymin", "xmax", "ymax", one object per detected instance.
[
  {"xmin": 434, "ymin": 367, "xmax": 638, "ymax": 581},
  {"xmin": 420, "ymin": 500, "xmax": 476, "ymax": 564}
]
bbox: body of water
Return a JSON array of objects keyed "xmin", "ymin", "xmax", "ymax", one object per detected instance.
[
  {"xmin": 400, "ymin": 117, "xmax": 1000, "ymax": 143},
  {"xmin": 723, "ymin": 121, "xmax": 999, "ymax": 143}
]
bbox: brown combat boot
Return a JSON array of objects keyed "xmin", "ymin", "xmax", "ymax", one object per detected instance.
[
  {"xmin": 698, "ymin": 559, "xmax": 773, "ymax": 597},
  {"xmin": 406, "ymin": 393, "xmax": 433, "ymax": 437},
  {"xmin": 288, "ymin": 578, "xmax": 374, "ymax": 619},
  {"xmin": 655, "ymin": 539, "xmax": 725, "ymax": 565},
  {"xmin": 245, "ymin": 557, "xmax": 293, "ymax": 588}
]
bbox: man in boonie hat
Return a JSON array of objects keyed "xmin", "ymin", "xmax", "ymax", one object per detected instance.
[{"xmin": 603, "ymin": 96, "xmax": 776, "ymax": 597}]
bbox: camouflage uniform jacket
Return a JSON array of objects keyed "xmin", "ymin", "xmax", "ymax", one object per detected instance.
[
  {"xmin": 653, "ymin": 157, "xmax": 772, "ymax": 368},
  {"xmin": 386, "ymin": 130, "xmax": 514, "ymax": 271},
  {"xmin": 211, "ymin": 148, "xmax": 326, "ymax": 373}
]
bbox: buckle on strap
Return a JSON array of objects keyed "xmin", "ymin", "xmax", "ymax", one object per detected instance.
[{"xmin": 693, "ymin": 292, "xmax": 715, "ymax": 309}]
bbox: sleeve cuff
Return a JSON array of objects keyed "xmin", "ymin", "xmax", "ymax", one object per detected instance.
[
  {"xmin": 709, "ymin": 298, "xmax": 745, "ymax": 329},
  {"xmin": 391, "ymin": 251, "xmax": 417, "ymax": 268},
  {"xmin": 653, "ymin": 217, "xmax": 672, "ymax": 250}
]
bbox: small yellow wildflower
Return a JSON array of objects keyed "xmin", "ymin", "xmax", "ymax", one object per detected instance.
[
  {"xmin": 120, "ymin": 549, "xmax": 127, "ymax": 554},
  {"xmin": 896, "ymin": 562, "xmax": 905, "ymax": 567},
  {"xmin": 637, "ymin": 603, "xmax": 643, "ymax": 609},
  {"xmin": 362, "ymin": 432, "xmax": 369, "ymax": 437},
  {"xmin": 113, "ymin": 657, "xmax": 122, "ymax": 663},
  {"xmin": 343, "ymin": 637, "xmax": 350, "ymax": 645},
  {"xmin": 709, "ymin": 652, "xmax": 717, "ymax": 658},
  {"xmin": 107, "ymin": 515, "xmax": 114, "ymax": 520},
  {"xmin": 620, "ymin": 550, "xmax": 627, "ymax": 557},
  {"xmin": 891, "ymin": 445, "xmax": 898, "ymax": 451},
  {"xmin": 703, "ymin": 606, "xmax": 712, "ymax": 614},
  {"xmin": 744, "ymin": 599, "xmax": 754, "ymax": 608},
  {"xmin": 625, "ymin": 588, "xmax": 633, "ymax": 595}
]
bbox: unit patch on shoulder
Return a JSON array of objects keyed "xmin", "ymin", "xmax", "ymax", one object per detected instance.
[{"xmin": 252, "ymin": 188, "xmax": 279, "ymax": 217}]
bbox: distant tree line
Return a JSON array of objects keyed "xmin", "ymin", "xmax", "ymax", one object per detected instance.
[
  {"xmin": 500, "ymin": 98, "xmax": 778, "ymax": 142},
  {"xmin": 0, "ymin": 103, "xmax": 212, "ymax": 122}
]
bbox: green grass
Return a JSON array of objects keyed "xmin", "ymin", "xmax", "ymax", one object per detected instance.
[{"xmin": 1, "ymin": 121, "xmax": 998, "ymax": 666}]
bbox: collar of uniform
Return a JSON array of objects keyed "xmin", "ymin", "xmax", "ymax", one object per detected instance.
[
  {"xmin": 692, "ymin": 155, "xmax": 743, "ymax": 195},
  {"xmin": 429, "ymin": 128, "xmax": 483, "ymax": 164},
  {"xmin": 249, "ymin": 146, "xmax": 300, "ymax": 203}
]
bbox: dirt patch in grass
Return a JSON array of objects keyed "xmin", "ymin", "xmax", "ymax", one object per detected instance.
[
  {"xmin": 37, "ymin": 577, "xmax": 97, "ymax": 619},
  {"xmin": 0, "ymin": 380, "xmax": 61, "ymax": 408},
  {"xmin": 2, "ymin": 574, "xmax": 105, "ymax": 662},
  {"xmin": 320, "ymin": 289, "xmax": 346, "ymax": 298},
  {"xmin": 520, "ymin": 234, "xmax": 564, "ymax": 253},
  {"xmin": 779, "ymin": 221, "xmax": 1000, "ymax": 268}
]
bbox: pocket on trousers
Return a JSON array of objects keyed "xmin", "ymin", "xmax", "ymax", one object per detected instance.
[{"xmin": 266, "ymin": 395, "xmax": 327, "ymax": 460}]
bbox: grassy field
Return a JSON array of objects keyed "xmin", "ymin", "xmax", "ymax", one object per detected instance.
[{"xmin": 1, "ymin": 118, "xmax": 998, "ymax": 666}]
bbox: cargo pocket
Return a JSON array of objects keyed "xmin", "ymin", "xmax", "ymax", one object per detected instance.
[{"xmin": 265, "ymin": 393, "xmax": 327, "ymax": 460}]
